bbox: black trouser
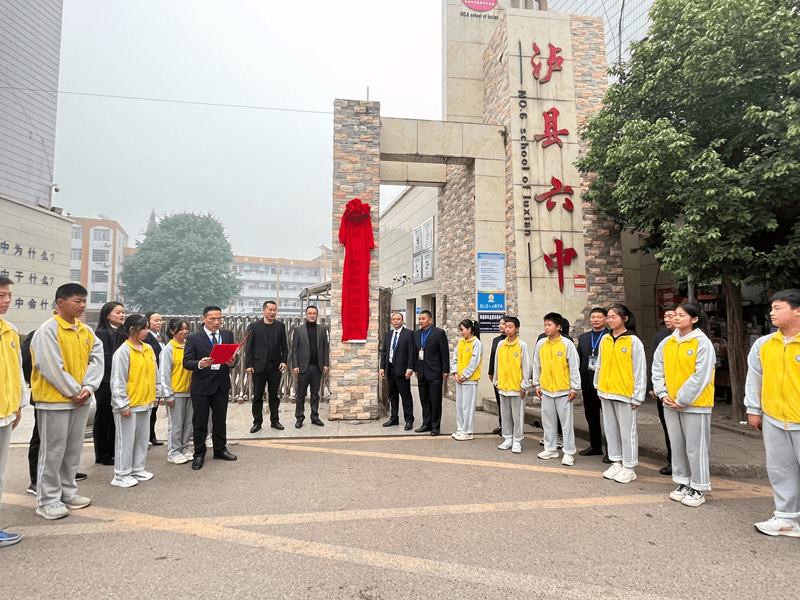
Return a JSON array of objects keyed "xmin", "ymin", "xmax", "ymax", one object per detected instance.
[
  {"xmin": 252, "ymin": 366, "xmax": 282, "ymax": 426},
  {"xmin": 656, "ymin": 397, "xmax": 672, "ymax": 463},
  {"xmin": 28, "ymin": 402, "xmax": 40, "ymax": 484},
  {"xmin": 418, "ymin": 376, "xmax": 443, "ymax": 432},
  {"xmin": 493, "ymin": 385, "xmax": 502, "ymax": 428},
  {"xmin": 387, "ymin": 364, "xmax": 414, "ymax": 424},
  {"xmin": 93, "ymin": 383, "xmax": 115, "ymax": 462},
  {"xmin": 295, "ymin": 365, "xmax": 322, "ymax": 422},
  {"xmin": 192, "ymin": 389, "xmax": 228, "ymax": 456},
  {"xmin": 580, "ymin": 372, "xmax": 604, "ymax": 449},
  {"xmin": 149, "ymin": 399, "xmax": 159, "ymax": 440}
]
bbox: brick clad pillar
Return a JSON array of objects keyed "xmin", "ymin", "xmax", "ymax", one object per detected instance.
[{"xmin": 329, "ymin": 99, "xmax": 381, "ymax": 420}]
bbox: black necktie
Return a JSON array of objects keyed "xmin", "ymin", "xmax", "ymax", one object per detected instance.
[{"xmin": 211, "ymin": 332, "xmax": 218, "ymax": 346}]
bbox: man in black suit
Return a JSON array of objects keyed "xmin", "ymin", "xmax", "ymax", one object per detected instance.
[
  {"xmin": 291, "ymin": 305, "xmax": 329, "ymax": 428},
  {"xmin": 380, "ymin": 312, "xmax": 415, "ymax": 429},
  {"xmin": 486, "ymin": 316, "xmax": 507, "ymax": 436},
  {"xmin": 144, "ymin": 312, "xmax": 165, "ymax": 446},
  {"xmin": 412, "ymin": 310, "xmax": 449, "ymax": 436},
  {"xmin": 183, "ymin": 306, "xmax": 238, "ymax": 470},
  {"xmin": 244, "ymin": 300, "xmax": 288, "ymax": 433}
]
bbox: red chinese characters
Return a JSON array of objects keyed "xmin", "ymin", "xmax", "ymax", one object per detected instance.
[
  {"xmin": 534, "ymin": 176, "xmax": 574, "ymax": 211},
  {"xmin": 534, "ymin": 108, "xmax": 569, "ymax": 148},
  {"xmin": 531, "ymin": 43, "xmax": 563, "ymax": 84},
  {"xmin": 543, "ymin": 238, "xmax": 578, "ymax": 293}
]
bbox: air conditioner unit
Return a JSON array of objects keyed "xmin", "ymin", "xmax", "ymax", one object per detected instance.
[
  {"xmin": 102, "ymin": 262, "xmax": 110, "ymax": 267},
  {"xmin": 103, "ymin": 241, "xmax": 111, "ymax": 247}
]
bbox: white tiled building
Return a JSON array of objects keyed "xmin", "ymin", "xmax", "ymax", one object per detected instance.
[{"xmin": 69, "ymin": 217, "xmax": 128, "ymax": 312}]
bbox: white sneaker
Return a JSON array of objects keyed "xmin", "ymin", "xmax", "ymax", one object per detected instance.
[
  {"xmin": 451, "ymin": 430, "xmax": 463, "ymax": 439},
  {"xmin": 168, "ymin": 455, "xmax": 189, "ymax": 465},
  {"xmin": 205, "ymin": 438, "xmax": 213, "ymax": 448},
  {"xmin": 62, "ymin": 494, "xmax": 91, "ymax": 509},
  {"xmin": 511, "ymin": 441, "xmax": 522, "ymax": 454},
  {"xmin": 132, "ymin": 470, "xmax": 154, "ymax": 481},
  {"xmin": 561, "ymin": 454, "xmax": 574, "ymax": 466},
  {"xmin": 35, "ymin": 501, "xmax": 69, "ymax": 520},
  {"xmin": 603, "ymin": 462, "xmax": 624, "ymax": 480},
  {"xmin": 111, "ymin": 475, "xmax": 138, "ymax": 488},
  {"xmin": 754, "ymin": 517, "xmax": 800, "ymax": 537},
  {"xmin": 498, "ymin": 439, "xmax": 513, "ymax": 450},
  {"xmin": 681, "ymin": 488, "xmax": 705, "ymax": 507},
  {"xmin": 669, "ymin": 484, "xmax": 691, "ymax": 502},
  {"xmin": 538, "ymin": 450, "xmax": 559, "ymax": 460},
  {"xmin": 455, "ymin": 433, "xmax": 473, "ymax": 440},
  {"xmin": 613, "ymin": 466, "xmax": 637, "ymax": 484},
  {"xmin": 181, "ymin": 453, "xmax": 195, "ymax": 462}
]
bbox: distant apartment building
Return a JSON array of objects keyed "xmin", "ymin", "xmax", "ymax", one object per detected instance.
[
  {"xmin": 69, "ymin": 217, "xmax": 128, "ymax": 311},
  {"xmin": 229, "ymin": 245, "xmax": 332, "ymax": 319}
]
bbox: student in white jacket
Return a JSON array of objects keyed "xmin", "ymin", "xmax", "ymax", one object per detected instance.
[{"xmin": 652, "ymin": 303, "xmax": 715, "ymax": 507}]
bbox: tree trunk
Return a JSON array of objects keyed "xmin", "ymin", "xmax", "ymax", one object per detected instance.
[{"xmin": 723, "ymin": 277, "xmax": 747, "ymax": 421}]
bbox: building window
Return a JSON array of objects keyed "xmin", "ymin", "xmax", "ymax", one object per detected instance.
[
  {"xmin": 92, "ymin": 228, "xmax": 111, "ymax": 242},
  {"xmin": 71, "ymin": 249, "xmax": 82, "ymax": 260},
  {"xmin": 90, "ymin": 292, "xmax": 107, "ymax": 304},
  {"xmin": 72, "ymin": 227, "xmax": 83, "ymax": 239},
  {"xmin": 92, "ymin": 270, "xmax": 109, "ymax": 283},
  {"xmin": 70, "ymin": 269, "xmax": 81, "ymax": 281},
  {"xmin": 92, "ymin": 250, "xmax": 110, "ymax": 263}
]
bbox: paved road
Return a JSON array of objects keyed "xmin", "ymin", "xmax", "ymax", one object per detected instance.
[{"xmin": 1, "ymin": 431, "xmax": 792, "ymax": 600}]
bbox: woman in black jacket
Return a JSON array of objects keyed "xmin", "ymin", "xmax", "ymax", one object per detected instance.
[{"xmin": 93, "ymin": 302, "xmax": 125, "ymax": 465}]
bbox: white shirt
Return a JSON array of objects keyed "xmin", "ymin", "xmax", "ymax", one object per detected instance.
[{"xmin": 203, "ymin": 326, "xmax": 221, "ymax": 370}]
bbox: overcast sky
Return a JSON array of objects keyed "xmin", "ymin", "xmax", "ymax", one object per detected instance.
[{"xmin": 53, "ymin": 0, "xmax": 443, "ymax": 259}]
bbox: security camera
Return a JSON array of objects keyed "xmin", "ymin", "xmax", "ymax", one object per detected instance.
[
  {"xmin": 53, "ymin": 185, "xmax": 60, "ymax": 193},
  {"xmin": 401, "ymin": 273, "xmax": 407, "ymax": 279}
]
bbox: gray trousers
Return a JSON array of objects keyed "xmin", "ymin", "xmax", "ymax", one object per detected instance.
[
  {"xmin": 0, "ymin": 422, "xmax": 11, "ymax": 518},
  {"xmin": 166, "ymin": 396, "xmax": 193, "ymax": 459},
  {"xmin": 114, "ymin": 409, "xmax": 151, "ymax": 477},
  {"xmin": 664, "ymin": 408, "xmax": 711, "ymax": 491},
  {"xmin": 542, "ymin": 393, "xmax": 576, "ymax": 454},
  {"xmin": 455, "ymin": 383, "xmax": 478, "ymax": 434},
  {"xmin": 500, "ymin": 393, "xmax": 525, "ymax": 442},
  {"xmin": 762, "ymin": 418, "xmax": 800, "ymax": 521},
  {"xmin": 601, "ymin": 398, "xmax": 638, "ymax": 468},
  {"xmin": 36, "ymin": 404, "xmax": 91, "ymax": 507}
]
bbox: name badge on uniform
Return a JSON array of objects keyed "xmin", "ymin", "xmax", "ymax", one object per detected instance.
[
  {"xmin": 211, "ymin": 364, "xmax": 221, "ymax": 371},
  {"xmin": 418, "ymin": 349, "xmax": 424, "ymax": 360},
  {"xmin": 589, "ymin": 358, "xmax": 597, "ymax": 370}
]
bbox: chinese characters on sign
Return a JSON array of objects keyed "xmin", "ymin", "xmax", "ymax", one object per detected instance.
[
  {"xmin": 531, "ymin": 43, "xmax": 563, "ymax": 83},
  {"xmin": 534, "ymin": 176, "xmax": 574, "ymax": 212},
  {"xmin": 1, "ymin": 239, "xmax": 59, "ymax": 309},
  {"xmin": 533, "ymin": 108, "xmax": 569, "ymax": 148},
  {"xmin": 543, "ymin": 239, "xmax": 578, "ymax": 293}
]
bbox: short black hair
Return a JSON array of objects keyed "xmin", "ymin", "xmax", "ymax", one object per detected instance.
[
  {"xmin": 144, "ymin": 311, "xmax": 159, "ymax": 321},
  {"xmin": 662, "ymin": 303, "xmax": 678, "ymax": 313},
  {"xmin": 543, "ymin": 312, "xmax": 564, "ymax": 328},
  {"xmin": 771, "ymin": 289, "xmax": 800, "ymax": 310},
  {"xmin": 262, "ymin": 300, "xmax": 277, "ymax": 309},
  {"xmin": 590, "ymin": 307, "xmax": 607, "ymax": 316},
  {"xmin": 203, "ymin": 305, "xmax": 222, "ymax": 316},
  {"xmin": 306, "ymin": 305, "xmax": 318, "ymax": 313},
  {"xmin": 0, "ymin": 276, "xmax": 13, "ymax": 287},
  {"xmin": 55, "ymin": 282, "xmax": 87, "ymax": 301},
  {"xmin": 420, "ymin": 309, "xmax": 433, "ymax": 319},
  {"xmin": 505, "ymin": 316, "xmax": 520, "ymax": 329}
]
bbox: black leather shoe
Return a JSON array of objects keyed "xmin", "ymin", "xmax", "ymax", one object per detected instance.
[
  {"xmin": 271, "ymin": 422, "xmax": 284, "ymax": 430},
  {"xmin": 383, "ymin": 420, "xmax": 399, "ymax": 427},
  {"xmin": 602, "ymin": 453, "xmax": 612, "ymax": 464},
  {"xmin": 404, "ymin": 422, "xmax": 413, "ymax": 431},
  {"xmin": 415, "ymin": 425, "xmax": 431, "ymax": 433},
  {"xmin": 75, "ymin": 472, "xmax": 87, "ymax": 482},
  {"xmin": 430, "ymin": 430, "xmax": 440, "ymax": 436},
  {"xmin": 295, "ymin": 421, "xmax": 303, "ymax": 429},
  {"xmin": 250, "ymin": 423, "xmax": 262, "ymax": 434},
  {"xmin": 492, "ymin": 427, "xmax": 502, "ymax": 436},
  {"xmin": 579, "ymin": 446, "xmax": 604, "ymax": 456},
  {"xmin": 192, "ymin": 456, "xmax": 204, "ymax": 470},
  {"xmin": 660, "ymin": 465, "xmax": 672, "ymax": 475},
  {"xmin": 213, "ymin": 450, "xmax": 237, "ymax": 461},
  {"xmin": 150, "ymin": 438, "xmax": 164, "ymax": 446},
  {"xmin": 311, "ymin": 419, "xmax": 325, "ymax": 427}
]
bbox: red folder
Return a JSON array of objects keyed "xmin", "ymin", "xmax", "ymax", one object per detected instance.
[{"xmin": 209, "ymin": 343, "xmax": 239, "ymax": 365}]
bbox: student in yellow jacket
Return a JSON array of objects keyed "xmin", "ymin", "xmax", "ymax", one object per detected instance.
[
  {"xmin": 652, "ymin": 303, "xmax": 716, "ymax": 507},
  {"xmin": 492, "ymin": 317, "xmax": 532, "ymax": 454},
  {"xmin": 31, "ymin": 283, "xmax": 104, "ymax": 520},
  {"xmin": 593, "ymin": 304, "xmax": 646, "ymax": 484},
  {"xmin": 110, "ymin": 315, "xmax": 161, "ymax": 488},
  {"xmin": 450, "ymin": 319, "xmax": 482, "ymax": 441},
  {"xmin": 0, "ymin": 276, "xmax": 29, "ymax": 545},
  {"xmin": 745, "ymin": 288, "xmax": 800, "ymax": 537},
  {"xmin": 533, "ymin": 312, "xmax": 580, "ymax": 466},
  {"xmin": 161, "ymin": 318, "xmax": 193, "ymax": 465}
]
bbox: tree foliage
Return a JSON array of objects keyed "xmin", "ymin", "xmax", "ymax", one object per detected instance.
[
  {"xmin": 577, "ymin": 0, "xmax": 800, "ymax": 286},
  {"xmin": 121, "ymin": 212, "xmax": 241, "ymax": 314}
]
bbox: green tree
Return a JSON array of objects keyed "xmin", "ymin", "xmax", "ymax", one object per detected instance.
[
  {"xmin": 121, "ymin": 212, "xmax": 242, "ymax": 315},
  {"xmin": 576, "ymin": 0, "xmax": 800, "ymax": 420}
]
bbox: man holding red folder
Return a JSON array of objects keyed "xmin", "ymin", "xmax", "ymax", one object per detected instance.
[{"xmin": 183, "ymin": 306, "xmax": 238, "ymax": 470}]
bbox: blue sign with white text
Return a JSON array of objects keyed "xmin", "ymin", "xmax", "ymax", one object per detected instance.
[{"xmin": 477, "ymin": 293, "xmax": 505, "ymax": 312}]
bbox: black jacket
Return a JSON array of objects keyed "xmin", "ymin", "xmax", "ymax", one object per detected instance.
[
  {"xmin": 380, "ymin": 327, "xmax": 414, "ymax": 374},
  {"xmin": 144, "ymin": 331, "xmax": 164, "ymax": 369},
  {"xmin": 577, "ymin": 329, "xmax": 607, "ymax": 376},
  {"xmin": 183, "ymin": 328, "xmax": 235, "ymax": 395},
  {"xmin": 244, "ymin": 319, "xmax": 288, "ymax": 373},
  {"xmin": 412, "ymin": 326, "xmax": 449, "ymax": 381}
]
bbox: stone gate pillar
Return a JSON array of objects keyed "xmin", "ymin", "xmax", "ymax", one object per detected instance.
[{"xmin": 329, "ymin": 99, "xmax": 381, "ymax": 420}]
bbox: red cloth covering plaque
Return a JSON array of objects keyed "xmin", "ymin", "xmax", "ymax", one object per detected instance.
[{"xmin": 338, "ymin": 198, "xmax": 374, "ymax": 342}]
